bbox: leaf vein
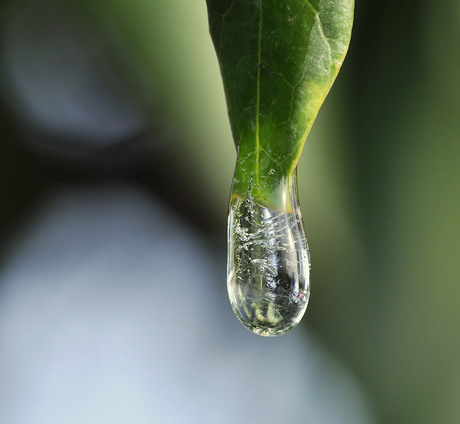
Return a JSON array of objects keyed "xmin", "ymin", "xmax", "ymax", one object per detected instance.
[
  {"xmin": 316, "ymin": 14, "xmax": 333, "ymax": 77},
  {"xmin": 255, "ymin": 0, "xmax": 263, "ymax": 185},
  {"xmin": 219, "ymin": 0, "xmax": 237, "ymax": 55},
  {"xmin": 304, "ymin": 0, "xmax": 318, "ymax": 15}
]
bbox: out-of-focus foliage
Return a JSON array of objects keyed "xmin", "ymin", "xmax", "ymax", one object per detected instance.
[{"xmin": 0, "ymin": 1, "xmax": 459, "ymax": 423}]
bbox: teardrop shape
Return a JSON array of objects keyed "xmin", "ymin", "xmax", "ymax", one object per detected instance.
[{"xmin": 227, "ymin": 171, "xmax": 310, "ymax": 336}]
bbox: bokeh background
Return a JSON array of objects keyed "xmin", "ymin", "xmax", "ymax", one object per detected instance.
[{"xmin": 0, "ymin": 1, "xmax": 459, "ymax": 423}]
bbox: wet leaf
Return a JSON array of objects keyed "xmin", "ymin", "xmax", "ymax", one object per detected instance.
[{"xmin": 207, "ymin": 0, "xmax": 354, "ymax": 205}]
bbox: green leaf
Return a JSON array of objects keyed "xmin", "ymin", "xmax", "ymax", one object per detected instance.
[{"xmin": 207, "ymin": 0, "xmax": 354, "ymax": 207}]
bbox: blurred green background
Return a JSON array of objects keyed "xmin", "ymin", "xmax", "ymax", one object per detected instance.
[{"xmin": 1, "ymin": 1, "xmax": 459, "ymax": 423}]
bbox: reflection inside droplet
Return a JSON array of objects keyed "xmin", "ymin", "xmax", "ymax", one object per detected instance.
[{"xmin": 227, "ymin": 172, "xmax": 310, "ymax": 336}]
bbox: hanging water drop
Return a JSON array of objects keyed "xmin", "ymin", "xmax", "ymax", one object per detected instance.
[
  {"xmin": 227, "ymin": 170, "xmax": 310, "ymax": 336},
  {"xmin": 206, "ymin": 0, "xmax": 354, "ymax": 337}
]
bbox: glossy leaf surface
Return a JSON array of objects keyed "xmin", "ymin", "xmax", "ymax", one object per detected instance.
[{"xmin": 207, "ymin": 0, "xmax": 354, "ymax": 207}]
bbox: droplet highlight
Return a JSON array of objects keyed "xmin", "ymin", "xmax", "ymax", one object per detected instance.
[{"xmin": 227, "ymin": 173, "xmax": 310, "ymax": 336}]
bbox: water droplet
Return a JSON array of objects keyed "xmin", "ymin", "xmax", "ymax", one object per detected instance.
[{"xmin": 227, "ymin": 172, "xmax": 310, "ymax": 336}]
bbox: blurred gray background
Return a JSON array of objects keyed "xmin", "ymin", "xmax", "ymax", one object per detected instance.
[{"xmin": 0, "ymin": 1, "xmax": 459, "ymax": 423}]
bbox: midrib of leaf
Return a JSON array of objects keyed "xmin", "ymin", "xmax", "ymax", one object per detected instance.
[{"xmin": 255, "ymin": 0, "xmax": 263, "ymax": 187}]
